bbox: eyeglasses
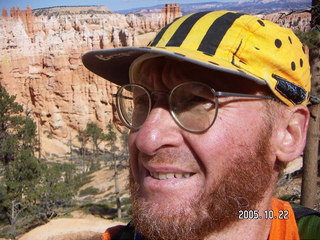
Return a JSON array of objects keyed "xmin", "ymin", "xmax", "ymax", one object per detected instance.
[{"xmin": 115, "ymin": 81, "xmax": 273, "ymax": 133}]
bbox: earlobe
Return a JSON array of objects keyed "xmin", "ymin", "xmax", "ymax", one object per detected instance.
[{"xmin": 275, "ymin": 105, "xmax": 309, "ymax": 163}]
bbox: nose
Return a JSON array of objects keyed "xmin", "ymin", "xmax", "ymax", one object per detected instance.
[{"xmin": 133, "ymin": 106, "xmax": 183, "ymax": 156}]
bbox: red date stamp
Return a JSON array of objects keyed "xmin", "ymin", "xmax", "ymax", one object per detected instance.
[{"xmin": 238, "ymin": 210, "xmax": 289, "ymax": 219}]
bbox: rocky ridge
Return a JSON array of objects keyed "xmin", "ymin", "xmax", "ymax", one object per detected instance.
[
  {"xmin": 0, "ymin": 5, "xmax": 309, "ymax": 156},
  {"xmin": 118, "ymin": 0, "xmax": 310, "ymax": 15},
  {"xmin": 0, "ymin": 4, "xmax": 182, "ymax": 157},
  {"xmin": 262, "ymin": 10, "xmax": 311, "ymax": 31}
]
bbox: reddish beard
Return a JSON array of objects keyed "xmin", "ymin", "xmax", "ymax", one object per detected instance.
[{"xmin": 129, "ymin": 128, "xmax": 274, "ymax": 240}]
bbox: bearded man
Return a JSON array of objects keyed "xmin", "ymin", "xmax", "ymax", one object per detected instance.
[{"xmin": 82, "ymin": 10, "xmax": 320, "ymax": 240}]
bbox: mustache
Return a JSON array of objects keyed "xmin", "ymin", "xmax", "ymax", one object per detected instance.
[
  {"xmin": 138, "ymin": 148, "xmax": 194, "ymax": 165},
  {"xmin": 136, "ymin": 149, "xmax": 201, "ymax": 177}
]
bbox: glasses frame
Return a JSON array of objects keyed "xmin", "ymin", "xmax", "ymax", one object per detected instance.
[{"xmin": 115, "ymin": 81, "xmax": 274, "ymax": 133}]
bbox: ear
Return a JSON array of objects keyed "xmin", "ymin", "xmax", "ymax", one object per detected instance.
[{"xmin": 274, "ymin": 105, "xmax": 309, "ymax": 163}]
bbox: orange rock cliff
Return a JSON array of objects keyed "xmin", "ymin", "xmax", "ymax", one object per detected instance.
[{"xmin": 0, "ymin": 4, "xmax": 182, "ymax": 157}]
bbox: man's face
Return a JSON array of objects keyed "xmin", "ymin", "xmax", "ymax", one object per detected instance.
[{"xmin": 128, "ymin": 58, "xmax": 276, "ymax": 240}]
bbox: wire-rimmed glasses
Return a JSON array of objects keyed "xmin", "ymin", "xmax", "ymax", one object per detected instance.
[{"xmin": 115, "ymin": 81, "xmax": 273, "ymax": 133}]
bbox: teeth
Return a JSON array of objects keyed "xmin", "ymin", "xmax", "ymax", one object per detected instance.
[
  {"xmin": 182, "ymin": 173, "xmax": 192, "ymax": 178},
  {"xmin": 150, "ymin": 172, "xmax": 193, "ymax": 180},
  {"xmin": 174, "ymin": 173, "xmax": 183, "ymax": 178}
]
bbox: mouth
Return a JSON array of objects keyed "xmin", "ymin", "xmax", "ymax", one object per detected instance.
[
  {"xmin": 150, "ymin": 172, "xmax": 194, "ymax": 180},
  {"xmin": 139, "ymin": 166, "xmax": 199, "ymax": 195}
]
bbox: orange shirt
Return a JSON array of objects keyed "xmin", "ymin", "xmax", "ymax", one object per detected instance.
[
  {"xmin": 101, "ymin": 225, "xmax": 125, "ymax": 240},
  {"xmin": 268, "ymin": 198, "xmax": 300, "ymax": 240}
]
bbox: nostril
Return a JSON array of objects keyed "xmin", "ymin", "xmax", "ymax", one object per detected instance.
[{"xmin": 133, "ymin": 107, "xmax": 183, "ymax": 155}]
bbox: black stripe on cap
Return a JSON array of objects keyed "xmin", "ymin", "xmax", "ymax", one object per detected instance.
[
  {"xmin": 165, "ymin": 11, "xmax": 210, "ymax": 47},
  {"xmin": 150, "ymin": 16, "xmax": 184, "ymax": 46},
  {"xmin": 150, "ymin": 23, "xmax": 172, "ymax": 46},
  {"xmin": 198, "ymin": 12, "xmax": 244, "ymax": 55}
]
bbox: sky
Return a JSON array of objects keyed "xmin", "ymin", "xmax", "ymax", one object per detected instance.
[{"xmin": 0, "ymin": 0, "xmax": 231, "ymax": 12}]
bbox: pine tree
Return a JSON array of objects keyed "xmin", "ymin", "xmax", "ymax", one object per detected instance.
[
  {"xmin": 0, "ymin": 85, "xmax": 42, "ymax": 238},
  {"xmin": 81, "ymin": 122, "xmax": 107, "ymax": 171},
  {"xmin": 0, "ymin": 84, "xmax": 24, "ymax": 166},
  {"xmin": 34, "ymin": 163, "xmax": 76, "ymax": 221},
  {"xmin": 105, "ymin": 122, "xmax": 130, "ymax": 219},
  {"xmin": 0, "ymin": 85, "xmax": 80, "ymax": 237},
  {"xmin": 84, "ymin": 122, "xmax": 106, "ymax": 155}
]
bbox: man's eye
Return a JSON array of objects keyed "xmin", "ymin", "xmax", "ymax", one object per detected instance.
[
  {"xmin": 134, "ymin": 95, "xmax": 148, "ymax": 106},
  {"xmin": 190, "ymin": 95, "xmax": 209, "ymax": 102},
  {"xmin": 188, "ymin": 96, "xmax": 215, "ymax": 110},
  {"xmin": 202, "ymin": 102, "xmax": 215, "ymax": 110}
]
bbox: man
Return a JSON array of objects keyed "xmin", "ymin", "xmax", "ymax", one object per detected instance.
[{"xmin": 83, "ymin": 10, "xmax": 320, "ymax": 240}]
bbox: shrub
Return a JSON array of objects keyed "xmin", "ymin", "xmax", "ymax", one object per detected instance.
[{"xmin": 79, "ymin": 186, "xmax": 100, "ymax": 197}]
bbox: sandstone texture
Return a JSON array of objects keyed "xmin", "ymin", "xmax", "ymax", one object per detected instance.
[
  {"xmin": 262, "ymin": 11, "xmax": 311, "ymax": 31},
  {"xmin": 162, "ymin": 3, "xmax": 182, "ymax": 25},
  {"xmin": 0, "ymin": 5, "xmax": 179, "ymax": 157}
]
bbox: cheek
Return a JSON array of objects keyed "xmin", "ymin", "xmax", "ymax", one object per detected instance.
[
  {"xmin": 186, "ymin": 108, "xmax": 265, "ymax": 180},
  {"xmin": 184, "ymin": 129, "xmax": 234, "ymax": 187}
]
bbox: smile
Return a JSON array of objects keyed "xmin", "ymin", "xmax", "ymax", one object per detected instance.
[{"xmin": 150, "ymin": 172, "xmax": 194, "ymax": 180}]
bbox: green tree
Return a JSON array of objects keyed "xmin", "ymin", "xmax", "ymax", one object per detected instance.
[
  {"xmin": 0, "ymin": 86, "xmax": 83, "ymax": 238},
  {"xmin": 77, "ymin": 128, "xmax": 90, "ymax": 156},
  {"xmin": 106, "ymin": 122, "xmax": 118, "ymax": 152},
  {"xmin": 34, "ymin": 163, "xmax": 76, "ymax": 221},
  {"xmin": 77, "ymin": 128, "xmax": 90, "ymax": 172},
  {"xmin": 0, "ymin": 84, "xmax": 42, "ymax": 238},
  {"xmin": 84, "ymin": 122, "xmax": 106, "ymax": 155},
  {"xmin": 0, "ymin": 84, "xmax": 24, "ymax": 165},
  {"xmin": 80, "ymin": 122, "xmax": 107, "ymax": 171},
  {"xmin": 0, "ymin": 184, "xmax": 7, "ymax": 221},
  {"xmin": 105, "ymin": 122, "xmax": 121, "ymax": 218},
  {"xmin": 105, "ymin": 122, "xmax": 129, "ymax": 219}
]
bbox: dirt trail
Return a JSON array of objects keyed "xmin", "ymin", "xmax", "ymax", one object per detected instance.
[{"xmin": 19, "ymin": 217, "xmax": 125, "ymax": 240}]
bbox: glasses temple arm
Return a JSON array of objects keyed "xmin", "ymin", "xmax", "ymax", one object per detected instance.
[{"xmin": 215, "ymin": 91, "xmax": 274, "ymax": 100}]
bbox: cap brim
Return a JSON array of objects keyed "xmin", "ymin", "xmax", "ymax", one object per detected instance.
[{"xmin": 82, "ymin": 46, "xmax": 266, "ymax": 86}]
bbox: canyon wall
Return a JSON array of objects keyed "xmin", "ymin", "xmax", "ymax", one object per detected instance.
[
  {"xmin": 0, "ymin": 5, "xmax": 179, "ymax": 157},
  {"xmin": 262, "ymin": 11, "xmax": 311, "ymax": 31},
  {"xmin": 0, "ymin": 5, "xmax": 310, "ymax": 157}
]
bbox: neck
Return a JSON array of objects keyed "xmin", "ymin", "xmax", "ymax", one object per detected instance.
[{"xmin": 205, "ymin": 187, "xmax": 275, "ymax": 240}]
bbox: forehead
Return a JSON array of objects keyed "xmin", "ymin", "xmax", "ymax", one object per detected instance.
[{"xmin": 131, "ymin": 56, "xmax": 265, "ymax": 93}]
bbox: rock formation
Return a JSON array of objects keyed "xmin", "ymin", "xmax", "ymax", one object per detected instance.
[
  {"xmin": 1, "ymin": 8, "xmax": 8, "ymax": 17},
  {"xmin": 162, "ymin": 3, "xmax": 182, "ymax": 25},
  {"xmin": 262, "ymin": 11, "xmax": 311, "ymax": 32},
  {"xmin": 0, "ymin": 5, "xmax": 182, "ymax": 157}
]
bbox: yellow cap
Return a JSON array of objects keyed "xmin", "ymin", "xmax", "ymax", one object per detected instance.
[{"xmin": 82, "ymin": 10, "xmax": 311, "ymax": 106}]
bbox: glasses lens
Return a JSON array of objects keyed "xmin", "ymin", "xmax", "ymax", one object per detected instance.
[
  {"xmin": 117, "ymin": 84, "xmax": 150, "ymax": 129},
  {"xmin": 170, "ymin": 82, "xmax": 217, "ymax": 132}
]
